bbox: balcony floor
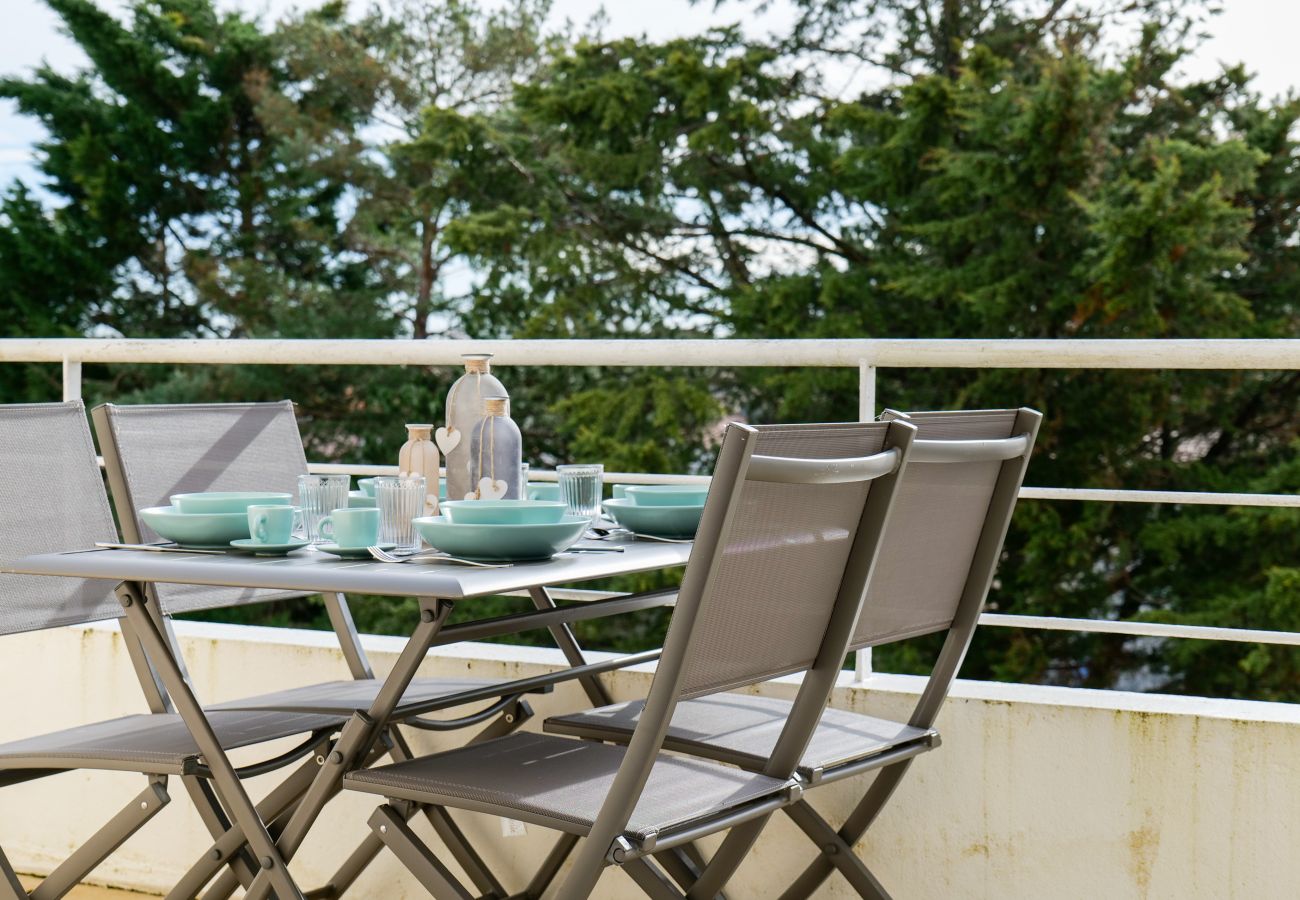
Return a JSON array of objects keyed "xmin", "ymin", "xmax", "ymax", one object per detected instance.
[{"xmin": 19, "ymin": 877, "xmax": 154, "ymax": 898}]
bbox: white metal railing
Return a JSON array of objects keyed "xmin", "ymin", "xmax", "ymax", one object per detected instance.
[{"xmin": 5, "ymin": 337, "xmax": 1299, "ymax": 684}]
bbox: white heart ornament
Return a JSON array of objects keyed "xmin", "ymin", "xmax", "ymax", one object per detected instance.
[
  {"xmin": 478, "ymin": 477, "xmax": 508, "ymax": 500},
  {"xmin": 435, "ymin": 426, "xmax": 461, "ymax": 454}
]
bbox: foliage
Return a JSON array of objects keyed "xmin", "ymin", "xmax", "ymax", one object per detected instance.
[{"xmin": 4, "ymin": 0, "xmax": 1300, "ymax": 697}]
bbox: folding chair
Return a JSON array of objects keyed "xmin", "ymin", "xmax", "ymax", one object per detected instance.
[
  {"xmin": 340, "ymin": 417, "xmax": 922, "ymax": 898},
  {"xmin": 92, "ymin": 401, "xmax": 542, "ymax": 898},
  {"xmin": 546, "ymin": 407, "xmax": 1041, "ymax": 899},
  {"xmin": 0, "ymin": 402, "xmax": 350, "ymax": 899}
]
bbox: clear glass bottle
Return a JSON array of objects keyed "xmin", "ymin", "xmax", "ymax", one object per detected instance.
[
  {"xmin": 467, "ymin": 396, "xmax": 523, "ymax": 500},
  {"xmin": 441, "ymin": 353, "xmax": 508, "ymax": 503}
]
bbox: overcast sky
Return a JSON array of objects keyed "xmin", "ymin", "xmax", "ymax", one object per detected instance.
[{"xmin": 1, "ymin": 0, "xmax": 1295, "ymax": 189}]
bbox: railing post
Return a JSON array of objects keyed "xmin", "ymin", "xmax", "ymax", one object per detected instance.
[
  {"xmin": 62, "ymin": 356, "xmax": 82, "ymax": 403},
  {"xmin": 856, "ymin": 361, "xmax": 876, "ymax": 683}
]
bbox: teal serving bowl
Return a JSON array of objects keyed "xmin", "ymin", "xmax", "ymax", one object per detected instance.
[
  {"xmin": 443, "ymin": 500, "xmax": 566, "ymax": 525},
  {"xmin": 141, "ymin": 506, "xmax": 251, "ymax": 547},
  {"xmin": 526, "ymin": 482, "xmax": 560, "ymax": 502},
  {"xmin": 413, "ymin": 515, "xmax": 589, "ymax": 562},
  {"xmin": 170, "ymin": 492, "xmax": 292, "ymax": 515},
  {"xmin": 623, "ymin": 485, "xmax": 710, "ymax": 507},
  {"xmin": 348, "ymin": 491, "xmax": 377, "ymax": 509},
  {"xmin": 357, "ymin": 477, "xmax": 378, "ymax": 497},
  {"xmin": 603, "ymin": 498, "xmax": 703, "ymax": 539}
]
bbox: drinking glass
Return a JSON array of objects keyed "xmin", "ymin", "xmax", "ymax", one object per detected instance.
[
  {"xmin": 297, "ymin": 474, "xmax": 349, "ymax": 543},
  {"xmin": 376, "ymin": 475, "xmax": 426, "ymax": 551},
  {"xmin": 557, "ymin": 464, "xmax": 604, "ymax": 522}
]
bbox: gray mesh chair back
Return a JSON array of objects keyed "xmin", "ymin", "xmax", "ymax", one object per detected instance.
[
  {"xmin": 556, "ymin": 419, "xmax": 917, "ymax": 892},
  {"xmin": 92, "ymin": 402, "xmax": 309, "ymax": 614},
  {"xmin": 677, "ymin": 422, "xmax": 908, "ymax": 699},
  {"xmin": 0, "ymin": 403, "xmax": 122, "ymax": 634},
  {"xmin": 849, "ymin": 407, "xmax": 1036, "ymax": 651}
]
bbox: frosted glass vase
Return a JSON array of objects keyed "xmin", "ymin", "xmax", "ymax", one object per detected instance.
[
  {"xmin": 467, "ymin": 397, "xmax": 523, "ymax": 500},
  {"xmin": 440, "ymin": 354, "xmax": 508, "ymax": 504}
]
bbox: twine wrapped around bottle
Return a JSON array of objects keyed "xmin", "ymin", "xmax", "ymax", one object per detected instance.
[
  {"xmin": 468, "ymin": 396, "xmax": 522, "ymax": 500},
  {"xmin": 398, "ymin": 423, "xmax": 440, "ymax": 515},
  {"xmin": 439, "ymin": 354, "xmax": 508, "ymax": 503}
]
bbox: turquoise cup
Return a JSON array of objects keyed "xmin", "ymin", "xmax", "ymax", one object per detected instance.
[
  {"xmin": 318, "ymin": 507, "xmax": 380, "ymax": 548},
  {"xmin": 248, "ymin": 505, "xmax": 302, "ymax": 544}
]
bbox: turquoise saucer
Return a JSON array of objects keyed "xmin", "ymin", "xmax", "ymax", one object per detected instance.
[
  {"xmin": 229, "ymin": 538, "xmax": 310, "ymax": 556},
  {"xmin": 317, "ymin": 542, "xmax": 396, "ymax": 559}
]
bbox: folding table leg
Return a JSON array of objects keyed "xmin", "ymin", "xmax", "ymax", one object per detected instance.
[
  {"xmin": 242, "ymin": 598, "xmax": 454, "ymax": 900},
  {"xmin": 28, "ymin": 779, "xmax": 169, "ymax": 900},
  {"xmin": 117, "ymin": 583, "xmax": 304, "ymax": 900},
  {"xmin": 528, "ymin": 587, "xmax": 614, "ymax": 707}
]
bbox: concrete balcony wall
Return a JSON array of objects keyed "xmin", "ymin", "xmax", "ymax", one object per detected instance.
[{"xmin": 0, "ymin": 620, "xmax": 1295, "ymax": 899}]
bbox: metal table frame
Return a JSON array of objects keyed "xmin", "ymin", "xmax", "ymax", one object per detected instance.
[{"xmin": 6, "ymin": 540, "xmax": 690, "ymax": 899}]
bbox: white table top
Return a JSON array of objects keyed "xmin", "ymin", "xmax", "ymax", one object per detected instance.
[{"xmin": 4, "ymin": 539, "xmax": 691, "ymax": 600}]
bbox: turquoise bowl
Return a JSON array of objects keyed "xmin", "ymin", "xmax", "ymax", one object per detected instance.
[
  {"xmin": 170, "ymin": 492, "xmax": 291, "ymax": 515},
  {"xmin": 603, "ymin": 498, "xmax": 703, "ymax": 539},
  {"xmin": 624, "ymin": 485, "xmax": 710, "ymax": 507},
  {"xmin": 443, "ymin": 500, "xmax": 566, "ymax": 526},
  {"xmin": 348, "ymin": 491, "xmax": 377, "ymax": 509},
  {"xmin": 526, "ymin": 482, "xmax": 560, "ymax": 502},
  {"xmin": 141, "ymin": 506, "xmax": 251, "ymax": 547},
  {"xmin": 413, "ymin": 515, "xmax": 590, "ymax": 562}
]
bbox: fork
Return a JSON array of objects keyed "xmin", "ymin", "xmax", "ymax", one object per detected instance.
[{"xmin": 366, "ymin": 546, "xmax": 511, "ymax": 568}]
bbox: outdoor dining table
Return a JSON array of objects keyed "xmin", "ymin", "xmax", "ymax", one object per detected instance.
[{"xmin": 4, "ymin": 537, "xmax": 692, "ymax": 899}]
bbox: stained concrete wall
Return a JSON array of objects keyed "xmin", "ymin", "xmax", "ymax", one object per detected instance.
[{"xmin": 0, "ymin": 620, "xmax": 1295, "ymax": 898}]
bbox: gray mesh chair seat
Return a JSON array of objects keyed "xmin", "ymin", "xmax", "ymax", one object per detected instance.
[
  {"xmin": 0, "ymin": 709, "xmax": 345, "ymax": 776},
  {"xmin": 343, "ymin": 732, "xmax": 792, "ymax": 842},
  {"xmin": 211, "ymin": 675, "xmax": 510, "ymax": 716},
  {"xmin": 546, "ymin": 694, "xmax": 938, "ymax": 783}
]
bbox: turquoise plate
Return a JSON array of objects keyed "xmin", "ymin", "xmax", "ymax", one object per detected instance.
[
  {"xmin": 141, "ymin": 506, "xmax": 251, "ymax": 546},
  {"xmin": 413, "ymin": 515, "xmax": 589, "ymax": 562},
  {"xmin": 603, "ymin": 498, "xmax": 703, "ymax": 539},
  {"xmin": 317, "ymin": 542, "xmax": 396, "ymax": 559},
  {"xmin": 170, "ymin": 492, "xmax": 292, "ymax": 514},
  {"xmin": 229, "ymin": 538, "xmax": 310, "ymax": 556},
  {"xmin": 348, "ymin": 491, "xmax": 377, "ymax": 509},
  {"xmin": 624, "ymin": 484, "xmax": 710, "ymax": 507}
]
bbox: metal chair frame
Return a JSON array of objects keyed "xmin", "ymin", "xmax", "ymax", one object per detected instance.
[
  {"xmin": 542, "ymin": 407, "xmax": 1043, "ymax": 899},
  {"xmin": 344, "ymin": 417, "xmax": 922, "ymax": 899}
]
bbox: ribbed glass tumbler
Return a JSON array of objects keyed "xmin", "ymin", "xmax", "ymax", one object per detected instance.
[
  {"xmin": 376, "ymin": 475, "xmax": 426, "ymax": 551},
  {"xmin": 557, "ymin": 464, "xmax": 604, "ymax": 522},
  {"xmin": 298, "ymin": 474, "xmax": 350, "ymax": 543}
]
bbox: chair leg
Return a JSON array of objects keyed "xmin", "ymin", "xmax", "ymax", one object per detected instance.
[
  {"xmin": 624, "ymin": 858, "xmax": 686, "ymax": 900},
  {"xmin": 683, "ymin": 815, "xmax": 767, "ymax": 900},
  {"xmin": 368, "ymin": 804, "xmax": 474, "ymax": 900},
  {"xmin": 781, "ymin": 801, "xmax": 893, "ymax": 900},
  {"xmin": 518, "ymin": 832, "xmax": 579, "ymax": 899},
  {"xmin": 779, "ymin": 760, "xmax": 913, "ymax": 900},
  {"xmin": 0, "ymin": 848, "xmax": 30, "ymax": 900},
  {"xmin": 29, "ymin": 779, "xmax": 169, "ymax": 900}
]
